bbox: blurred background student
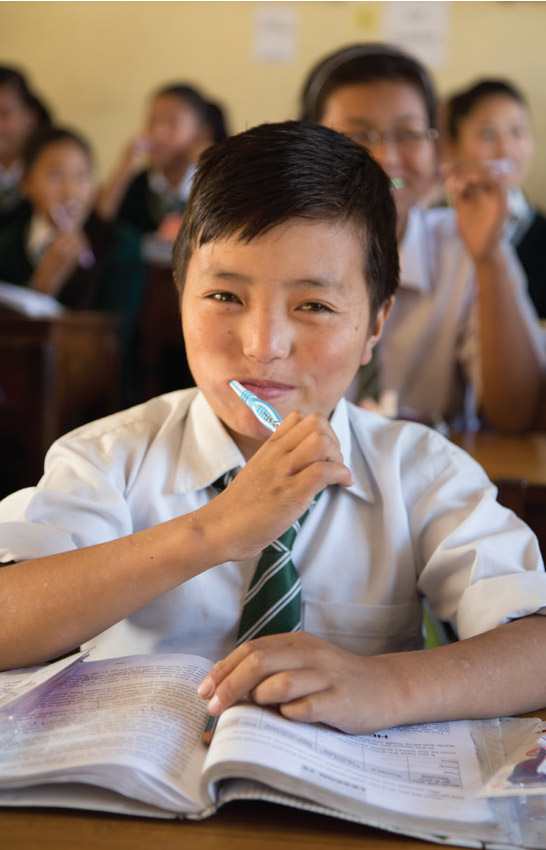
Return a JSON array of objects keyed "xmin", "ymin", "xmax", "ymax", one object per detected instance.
[
  {"xmin": 0, "ymin": 65, "xmax": 51, "ymax": 226},
  {"xmin": 0, "ymin": 125, "xmax": 145, "ymax": 403},
  {"xmin": 445, "ymin": 79, "xmax": 546, "ymax": 320},
  {"xmin": 96, "ymin": 82, "xmax": 229, "ymax": 241},
  {"xmin": 300, "ymin": 43, "xmax": 544, "ymax": 434}
]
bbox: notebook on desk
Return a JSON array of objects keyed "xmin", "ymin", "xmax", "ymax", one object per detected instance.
[{"xmin": 0, "ymin": 281, "xmax": 64, "ymax": 319}]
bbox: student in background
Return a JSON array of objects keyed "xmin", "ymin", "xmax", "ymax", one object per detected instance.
[
  {"xmin": 301, "ymin": 44, "xmax": 544, "ymax": 433},
  {"xmin": 0, "ymin": 66, "xmax": 51, "ymax": 224},
  {"xmin": 445, "ymin": 79, "xmax": 546, "ymax": 320},
  {"xmin": 0, "ymin": 122, "xmax": 546, "ymax": 734},
  {"xmin": 0, "ymin": 125, "xmax": 145, "ymax": 401},
  {"xmin": 96, "ymin": 83, "xmax": 228, "ymax": 239}
]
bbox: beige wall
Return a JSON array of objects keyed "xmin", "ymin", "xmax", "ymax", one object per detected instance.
[{"xmin": 2, "ymin": 1, "xmax": 546, "ymax": 205}]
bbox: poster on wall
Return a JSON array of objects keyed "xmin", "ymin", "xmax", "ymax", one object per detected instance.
[
  {"xmin": 253, "ymin": 4, "xmax": 298, "ymax": 64},
  {"xmin": 383, "ymin": 1, "xmax": 449, "ymax": 68}
]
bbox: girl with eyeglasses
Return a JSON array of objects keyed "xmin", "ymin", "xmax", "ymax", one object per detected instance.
[{"xmin": 301, "ymin": 44, "xmax": 544, "ymax": 433}]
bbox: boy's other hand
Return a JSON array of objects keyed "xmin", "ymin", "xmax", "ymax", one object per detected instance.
[
  {"xmin": 203, "ymin": 411, "xmax": 353, "ymax": 564},
  {"xmin": 444, "ymin": 161, "xmax": 509, "ymax": 263},
  {"xmin": 197, "ymin": 632, "xmax": 403, "ymax": 735}
]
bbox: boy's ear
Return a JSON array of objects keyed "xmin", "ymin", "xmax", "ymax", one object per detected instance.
[{"xmin": 360, "ymin": 296, "xmax": 394, "ymax": 366}]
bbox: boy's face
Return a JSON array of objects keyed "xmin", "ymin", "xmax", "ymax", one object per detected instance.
[
  {"xmin": 22, "ymin": 140, "xmax": 95, "ymax": 227},
  {"xmin": 181, "ymin": 218, "xmax": 390, "ymax": 459},
  {"xmin": 451, "ymin": 95, "xmax": 534, "ymax": 189},
  {"xmin": 320, "ymin": 80, "xmax": 437, "ymax": 237}
]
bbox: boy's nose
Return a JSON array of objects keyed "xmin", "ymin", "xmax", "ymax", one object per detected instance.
[{"xmin": 241, "ymin": 312, "xmax": 292, "ymax": 362}]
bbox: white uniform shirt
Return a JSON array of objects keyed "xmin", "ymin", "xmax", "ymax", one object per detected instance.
[
  {"xmin": 378, "ymin": 206, "xmax": 545, "ymax": 427},
  {"xmin": 0, "ymin": 389, "xmax": 544, "ymax": 662}
]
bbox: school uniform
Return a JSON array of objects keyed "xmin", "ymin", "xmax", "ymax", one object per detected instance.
[
  {"xmin": 0, "ymin": 162, "xmax": 24, "ymax": 230},
  {"xmin": 117, "ymin": 166, "xmax": 196, "ymax": 234},
  {"xmin": 1, "ymin": 388, "xmax": 544, "ymax": 662},
  {"xmin": 376, "ymin": 205, "xmax": 544, "ymax": 428},
  {"xmin": 507, "ymin": 190, "xmax": 546, "ymax": 320},
  {"xmin": 0, "ymin": 203, "xmax": 144, "ymax": 318}
]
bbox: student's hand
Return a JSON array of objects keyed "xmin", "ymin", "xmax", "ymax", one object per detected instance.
[
  {"xmin": 119, "ymin": 134, "xmax": 150, "ymax": 177},
  {"xmin": 444, "ymin": 161, "xmax": 509, "ymax": 263},
  {"xmin": 30, "ymin": 230, "xmax": 90, "ymax": 296},
  {"xmin": 203, "ymin": 411, "xmax": 353, "ymax": 564},
  {"xmin": 197, "ymin": 632, "xmax": 403, "ymax": 735}
]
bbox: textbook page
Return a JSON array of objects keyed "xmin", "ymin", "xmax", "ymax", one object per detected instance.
[
  {"xmin": 203, "ymin": 704, "xmax": 492, "ymax": 823},
  {"xmin": 0, "ymin": 651, "xmax": 89, "ymax": 747},
  {"xmin": 0, "ymin": 654, "xmax": 214, "ymax": 813}
]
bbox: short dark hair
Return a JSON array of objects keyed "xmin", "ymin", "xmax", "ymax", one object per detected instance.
[
  {"xmin": 300, "ymin": 43, "xmax": 438, "ymax": 130},
  {"xmin": 23, "ymin": 126, "xmax": 93, "ymax": 173},
  {"xmin": 0, "ymin": 65, "xmax": 51, "ymax": 127},
  {"xmin": 445, "ymin": 79, "xmax": 528, "ymax": 143},
  {"xmin": 172, "ymin": 120, "xmax": 399, "ymax": 316}
]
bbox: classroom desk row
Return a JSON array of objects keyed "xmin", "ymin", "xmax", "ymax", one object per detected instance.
[{"xmin": 0, "ymin": 800, "xmax": 452, "ymax": 850}]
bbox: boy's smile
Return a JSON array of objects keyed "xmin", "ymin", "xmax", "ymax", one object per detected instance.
[{"xmin": 181, "ymin": 218, "xmax": 390, "ymax": 459}]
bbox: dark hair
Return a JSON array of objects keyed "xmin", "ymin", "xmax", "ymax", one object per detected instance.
[
  {"xmin": 445, "ymin": 79, "xmax": 528, "ymax": 142},
  {"xmin": 23, "ymin": 125, "xmax": 93, "ymax": 173},
  {"xmin": 172, "ymin": 120, "xmax": 399, "ymax": 316},
  {"xmin": 0, "ymin": 65, "xmax": 51, "ymax": 126},
  {"xmin": 204, "ymin": 100, "xmax": 229, "ymax": 143},
  {"xmin": 300, "ymin": 43, "xmax": 438, "ymax": 130},
  {"xmin": 154, "ymin": 83, "xmax": 211, "ymax": 125}
]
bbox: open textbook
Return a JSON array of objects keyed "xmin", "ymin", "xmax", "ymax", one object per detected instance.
[{"xmin": 0, "ymin": 652, "xmax": 545, "ymax": 848}]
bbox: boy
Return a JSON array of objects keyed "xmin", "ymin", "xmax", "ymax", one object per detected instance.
[
  {"xmin": 0, "ymin": 121, "xmax": 545, "ymax": 736},
  {"xmin": 301, "ymin": 44, "xmax": 544, "ymax": 433}
]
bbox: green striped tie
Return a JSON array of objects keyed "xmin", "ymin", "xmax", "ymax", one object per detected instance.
[{"xmin": 213, "ymin": 473, "xmax": 318, "ymax": 644}]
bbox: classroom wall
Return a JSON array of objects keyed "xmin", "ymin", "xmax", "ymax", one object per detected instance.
[{"xmin": 2, "ymin": 1, "xmax": 546, "ymax": 206}]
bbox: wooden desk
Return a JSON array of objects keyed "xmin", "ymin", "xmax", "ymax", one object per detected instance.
[
  {"xmin": 137, "ymin": 260, "xmax": 194, "ymax": 401},
  {"xmin": 451, "ymin": 431, "xmax": 546, "ymax": 553},
  {"xmin": 451, "ymin": 431, "xmax": 546, "ymax": 487},
  {"xmin": 0, "ymin": 309, "xmax": 121, "ymax": 496},
  {"xmin": 0, "ymin": 798, "xmax": 471, "ymax": 850}
]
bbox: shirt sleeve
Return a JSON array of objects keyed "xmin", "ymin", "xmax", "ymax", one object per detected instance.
[
  {"xmin": 412, "ymin": 443, "xmax": 546, "ymax": 639},
  {"xmin": 0, "ymin": 428, "xmax": 136, "ymax": 563}
]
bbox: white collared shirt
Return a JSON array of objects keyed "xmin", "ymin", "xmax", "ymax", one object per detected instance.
[
  {"xmin": 377, "ymin": 206, "xmax": 544, "ymax": 428},
  {"xmin": 0, "ymin": 389, "xmax": 544, "ymax": 661},
  {"xmin": 147, "ymin": 164, "xmax": 196, "ymax": 204}
]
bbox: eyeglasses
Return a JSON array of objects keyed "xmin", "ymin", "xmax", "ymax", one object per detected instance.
[{"xmin": 343, "ymin": 127, "xmax": 439, "ymax": 150}]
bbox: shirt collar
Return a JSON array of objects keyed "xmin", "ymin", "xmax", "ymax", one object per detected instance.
[
  {"xmin": 506, "ymin": 188, "xmax": 535, "ymax": 245},
  {"xmin": 148, "ymin": 164, "xmax": 196, "ymax": 203},
  {"xmin": 399, "ymin": 206, "xmax": 432, "ymax": 294},
  {"xmin": 174, "ymin": 391, "xmax": 375, "ymax": 503},
  {"xmin": 0, "ymin": 160, "xmax": 22, "ymax": 189},
  {"xmin": 175, "ymin": 390, "xmax": 246, "ymax": 492},
  {"xmin": 326, "ymin": 398, "xmax": 376, "ymax": 503}
]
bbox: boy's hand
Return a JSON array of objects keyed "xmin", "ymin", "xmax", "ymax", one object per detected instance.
[
  {"xmin": 444, "ymin": 161, "xmax": 509, "ymax": 263},
  {"xmin": 30, "ymin": 230, "xmax": 90, "ymax": 296},
  {"xmin": 203, "ymin": 411, "xmax": 353, "ymax": 564},
  {"xmin": 197, "ymin": 632, "xmax": 403, "ymax": 735}
]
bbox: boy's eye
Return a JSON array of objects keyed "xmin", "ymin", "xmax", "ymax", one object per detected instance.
[
  {"xmin": 207, "ymin": 291, "xmax": 241, "ymax": 304},
  {"xmin": 299, "ymin": 301, "xmax": 333, "ymax": 313}
]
